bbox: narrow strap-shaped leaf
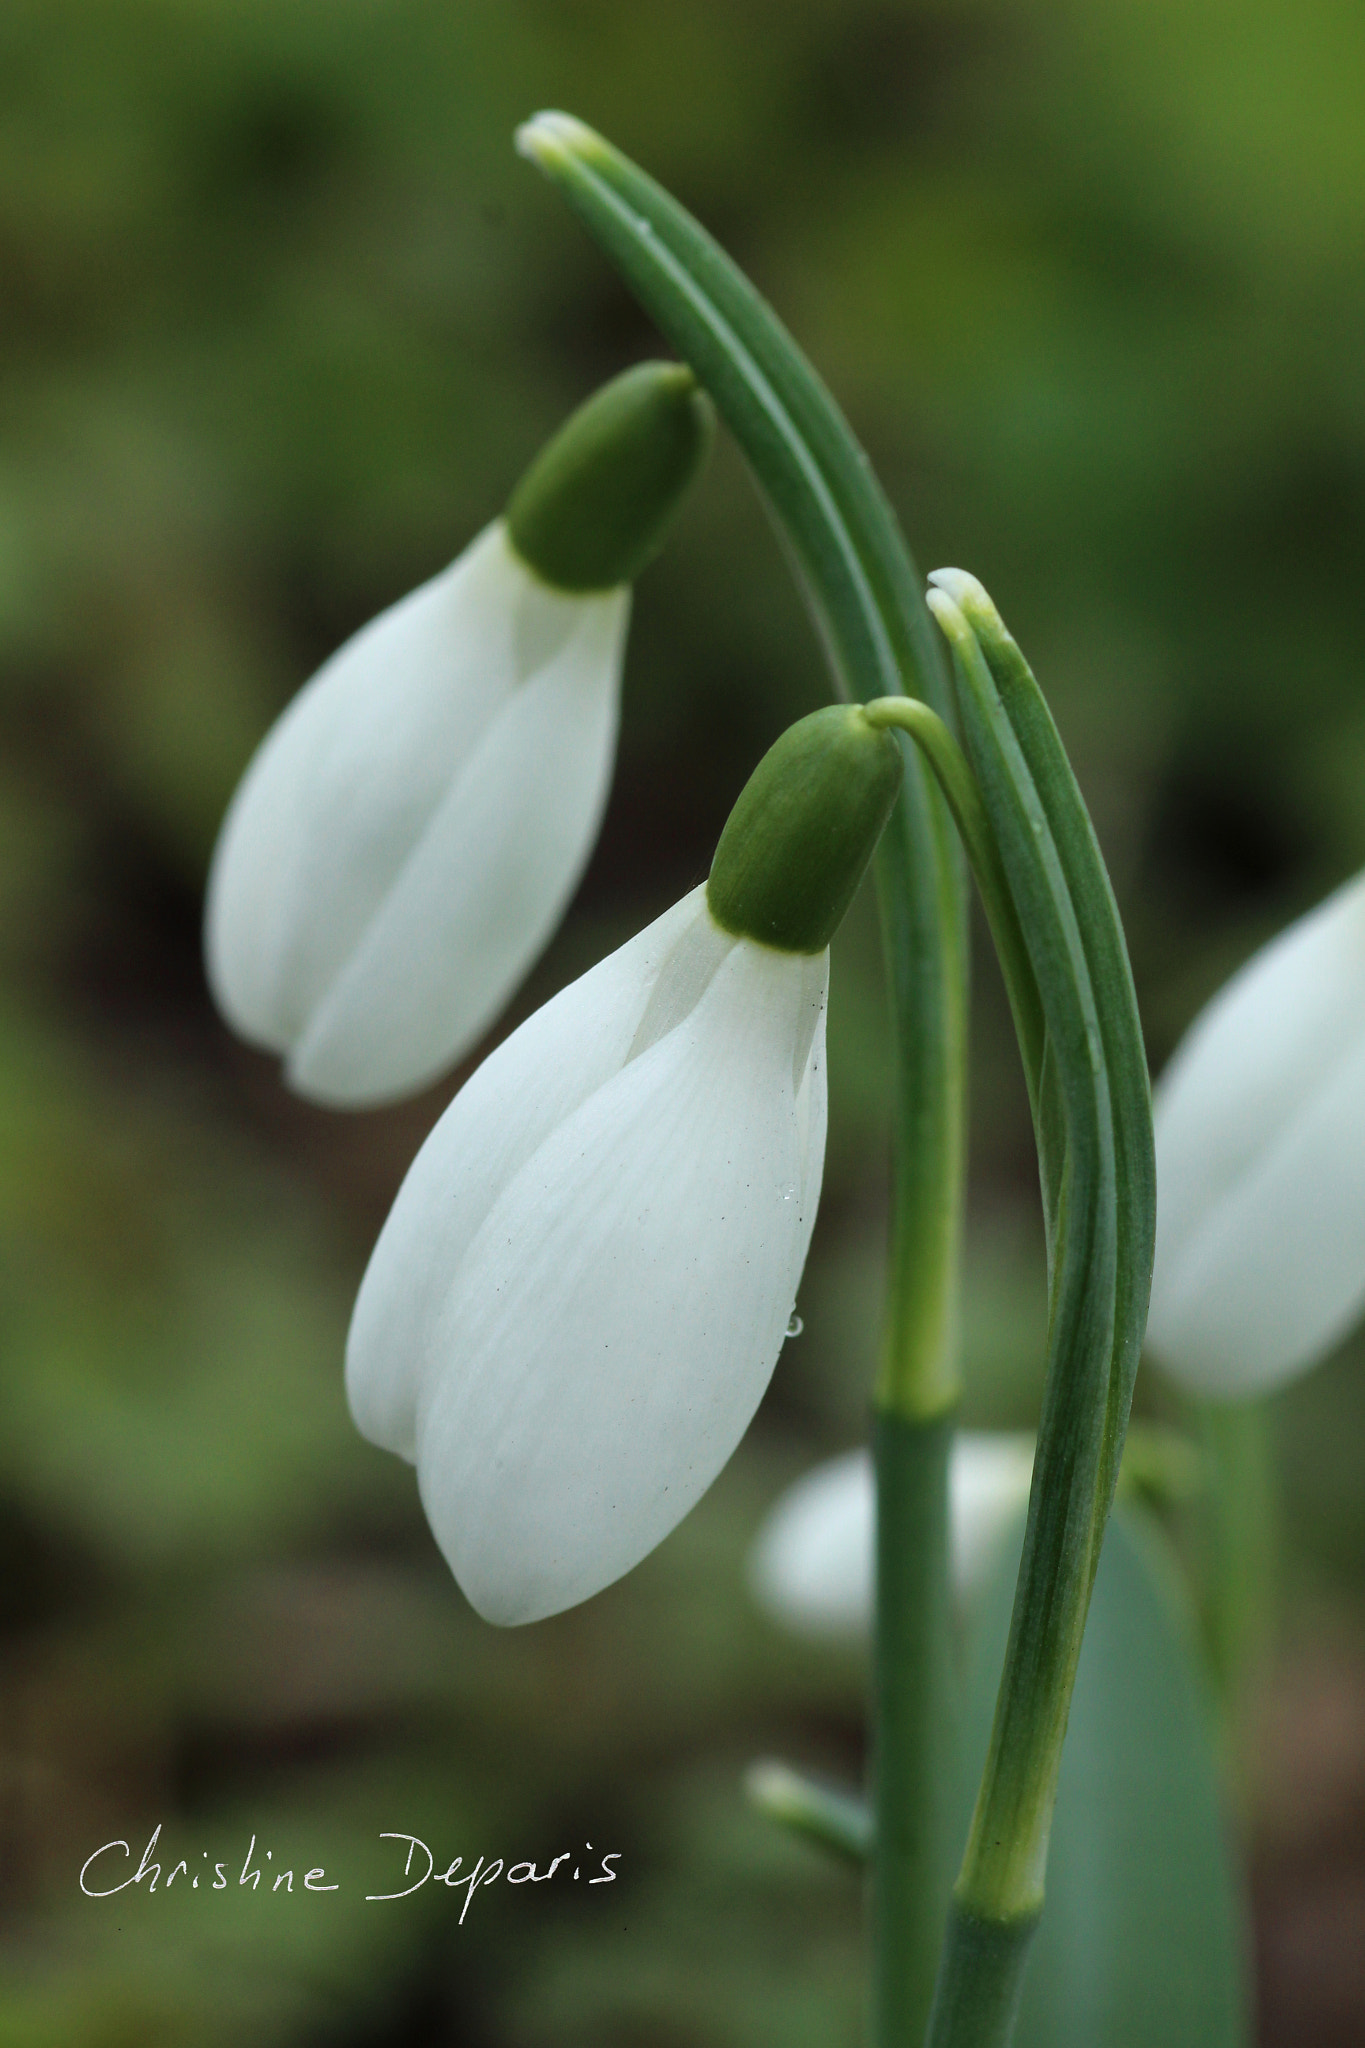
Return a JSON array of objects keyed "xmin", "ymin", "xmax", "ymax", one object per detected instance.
[
  {"xmin": 936, "ymin": 573, "xmax": 1155, "ymax": 1556},
  {"xmin": 961, "ymin": 1507, "xmax": 1251, "ymax": 2048},
  {"xmin": 931, "ymin": 591, "xmax": 1120, "ymax": 1907},
  {"xmin": 925, "ymin": 590, "xmax": 1128, "ymax": 2047}
]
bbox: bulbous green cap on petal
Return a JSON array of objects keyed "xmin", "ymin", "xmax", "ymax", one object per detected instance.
[
  {"xmin": 506, "ymin": 361, "xmax": 714, "ymax": 592},
  {"xmin": 707, "ymin": 705, "xmax": 903, "ymax": 954}
]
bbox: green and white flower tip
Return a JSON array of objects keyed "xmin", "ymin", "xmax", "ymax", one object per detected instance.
[
  {"xmin": 514, "ymin": 109, "xmax": 603, "ymax": 173},
  {"xmin": 345, "ymin": 705, "xmax": 902, "ymax": 1625},
  {"xmin": 749, "ymin": 1436, "xmax": 1036, "ymax": 1639},
  {"xmin": 925, "ymin": 565, "xmax": 1011, "ymax": 658},
  {"xmin": 204, "ymin": 361, "xmax": 714, "ymax": 1108},
  {"xmin": 1146, "ymin": 865, "xmax": 1365, "ymax": 1398}
]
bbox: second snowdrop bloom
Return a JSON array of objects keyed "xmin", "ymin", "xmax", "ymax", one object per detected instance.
[
  {"xmin": 346, "ymin": 705, "xmax": 905, "ymax": 1625},
  {"xmin": 205, "ymin": 362, "xmax": 713, "ymax": 1107},
  {"xmin": 1146, "ymin": 866, "xmax": 1365, "ymax": 1398},
  {"xmin": 749, "ymin": 1435, "xmax": 1036, "ymax": 1638}
]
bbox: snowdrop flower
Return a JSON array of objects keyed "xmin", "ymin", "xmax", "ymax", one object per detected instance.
[
  {"xmin": 1146, "ymin": 867, "xmax": 1365, "ymax": 1398},
  {"xmin": 346, "ymin": 704, "xmax": 905, "ymax": 1624},
  {"xmin": 749, "ymin": 1434, "xmax": 1036, "ymax": 1639},
  {"xmin": 205, "ymin": 363, "xmax": 713, "ymax": 1107}
]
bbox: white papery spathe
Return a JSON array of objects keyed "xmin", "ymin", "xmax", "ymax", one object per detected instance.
[
  {"xmin": 205, "ymin": 521, "xmax": 629, "ymax": 1106},
  {"xmin": 346, "ymin": 884, "xmax": 828, "ymax": 1626},
  {"xmin": 1145, "ymin": 867, "xmax": 1365, "ymax": 1398},
  {"xmin": 749, "ymin": 1434, "xmax": 1035, "ymax": 1639}
]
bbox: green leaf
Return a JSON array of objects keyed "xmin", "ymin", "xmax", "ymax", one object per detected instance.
[{"xmin": 960, "ymin": 1508, "xmax": 1252, "ymax": 2048}]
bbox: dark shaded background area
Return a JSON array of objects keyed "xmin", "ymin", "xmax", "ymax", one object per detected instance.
[{"xmin": 2, "ymin": 1, "xmax": 1364, "ymax": 2040}]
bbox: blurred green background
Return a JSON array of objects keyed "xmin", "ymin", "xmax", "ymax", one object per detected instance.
[{"xmin": 3, "ymin": 1, "xmax": 1365, "ymax": 2041}]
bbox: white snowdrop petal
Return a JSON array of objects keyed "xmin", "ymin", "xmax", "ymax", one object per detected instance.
[
  {"xmin": 1147, "ymin": 1028, "xmax": 1365, "ymax": 1394},
  {"xmin": 791, "ymin": 952, "xmax": 829, "ymax": 1276},
  {"xmin": 749, "ymin": 1434, "xmax": 1035, "ymax": 1639},
  {"xmin": 287, "ymin": 588, "xmax": 630, "ymax": 1104},
  {"xmin": 206, "ymin": 523, "xmax": 580, "ymax": 1051},
  {"xmin": 414, "ymin": 939, "xmax": 821, "ymax": 1625},
  {"xmin": 345, "ymin": 885, "xmax": 716, "ymax": 1460},
  {"xmin": 1152, "ymin": 868, "xmax": 1365, "ymax": 1286}
]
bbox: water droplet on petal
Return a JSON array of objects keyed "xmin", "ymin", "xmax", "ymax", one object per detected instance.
[{"xmin": 785, "ymin": 1312, "xmax": 804, "ymax": 1339}]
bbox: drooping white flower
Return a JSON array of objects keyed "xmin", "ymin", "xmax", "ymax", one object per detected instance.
[
  {"xmin": 344, "ymin": 703, "xmax": 904, "ymax": 1626},
  {"xmin": 1145, "ymin": 866, "xmax": 1365, "ymax": 1397},
  {"xmin": 206, "ymin": 525, "xmax": 628, "ymax": 1106},
  {"xmin": 205, "ymin": 363, "xmax": 712, "ymax": 1108},
  {"xmin": 748, "ymin": 1435, "xmax": 1036, "ymax": 1639},
  {"xmin": 346, "ymin": 883, "xmax": 829, "ymax": 1624}
]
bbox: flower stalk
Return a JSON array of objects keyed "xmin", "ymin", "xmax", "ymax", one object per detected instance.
[
  {"xmin": 518, "ymin": 112, "xmax": 968, "ymax": 2046},
  {"xmin": 516, "ymin": 109, "xmax": 968, "ymax": 1419},
  {"xmin": 518, "ymin": 121, "xmax": 1154, "ymax": 2048}
]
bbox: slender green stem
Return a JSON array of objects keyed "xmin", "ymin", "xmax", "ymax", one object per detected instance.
[
  {"xmin": 1197, "ymin": 1397, "xmax": 1278, "ymax": 1745},
  {"xmin": 518, "ymin": 118, "xmax": 968, "ymax": 2048},
  {"xmin": 873, "ymin": 1412, "xmax": 956, "ymax": 2048},
  {"xmin": 864, "ymin": 698, "xmax": 1044, "ymax": 1115},
  {"xmin": 926, "ymin": 1904, "xmax": 1040, "ymax": 2046}
]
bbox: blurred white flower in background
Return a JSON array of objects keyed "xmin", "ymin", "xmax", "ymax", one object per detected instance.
[
  {"xmin": 1145, "ymin": 867, "xmax": 1365, "ymax": 1398},
  {"xmin": 749, "ymin": 1433, "xmax": 1036, "ymax": 1638}
]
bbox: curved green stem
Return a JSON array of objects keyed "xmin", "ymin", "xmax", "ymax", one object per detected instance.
[
  {"xmin": 864, "ymin": 698, "xmax": 1044, "ymax": 1115},
  {"xmin": 517, "ymin": 110, "xmax": 967, "ymax": 1418},
  {"xmin": 518, "ymin": 115, "xmax": 969, "ymax": 2048}
]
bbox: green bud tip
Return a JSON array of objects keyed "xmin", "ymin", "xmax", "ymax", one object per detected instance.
[
  {"xmin": 928, "ymin": 567, "xmax": 1014, "ymax": 655},
  {"xmin": 514, "ymin": 109, "xmax": 604, "ymax": 171},
  {"xmin": 707, "ymin": 705, "xmax": 904, "ymax": 955},
  {"xmin": 506, "ymin": 361, "xmax": 715, "ymax": 593}
]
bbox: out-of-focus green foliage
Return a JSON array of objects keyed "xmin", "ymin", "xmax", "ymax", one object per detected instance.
[{"xmin": 3, "ymin": 1, "xmax": 1365, "ymax": 2040}]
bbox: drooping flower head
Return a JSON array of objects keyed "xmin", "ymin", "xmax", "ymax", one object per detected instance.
[
  {"xmin": 205, "ymin": 362, "xmax": 713, "ymax": 1106},
  {"xmin": 345, "ymin": 704, "xmax": 906, "ymax": 1624},
  {"xmin": 1146, "ymin": 867, "xmax": 1365, "ymax": 1398}
]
